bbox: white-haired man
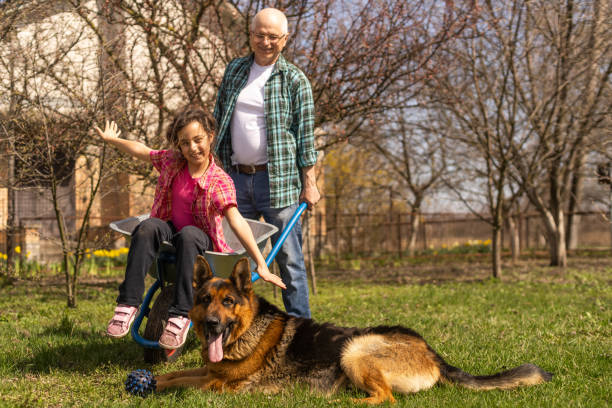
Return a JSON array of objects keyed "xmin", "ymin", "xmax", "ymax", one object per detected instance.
[{"xmin": 214, "ymin": 8, "xmax": 319, "ymax": 318}]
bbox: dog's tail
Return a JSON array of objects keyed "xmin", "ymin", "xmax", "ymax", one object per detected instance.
[{"xmin": 441, "ymin": 363, "xmax": 553, "ymax": 390}]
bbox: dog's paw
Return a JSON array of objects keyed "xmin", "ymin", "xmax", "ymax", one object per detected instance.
[{"xmin": 125, "ymin": 369, "xmax": 157, "ymax": 397}]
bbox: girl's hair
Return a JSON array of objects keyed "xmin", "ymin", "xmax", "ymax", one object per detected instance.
[{"xmin": 165, "ymin": 105, "xmax": 217, "ymax": 149}]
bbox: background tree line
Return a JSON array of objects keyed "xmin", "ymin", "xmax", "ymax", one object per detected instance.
[
  {"xmin": 0, "ymin": 0, "xmax": 474, "ymax": 305},
  {"xmin": 328, "ymin": 0, "xmax": 611, "ymax": 277},
  {"xmin": 0, "ymin": 0, "xmax": 610, "ymax": 305}
]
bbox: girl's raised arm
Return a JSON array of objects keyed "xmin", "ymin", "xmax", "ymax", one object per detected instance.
[{"xmin": 94, "ymin": 120, "xmax": 152, "ymax": 162}]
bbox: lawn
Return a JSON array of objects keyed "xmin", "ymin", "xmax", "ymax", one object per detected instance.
[{"xmin": 0, "ymin": 255, "xmax": 610, "ymax": 407}]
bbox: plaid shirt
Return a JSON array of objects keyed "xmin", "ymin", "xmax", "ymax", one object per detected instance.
[
  {"xmin": 149, "ymin": 150, "xmax": 236, "ymax": 253},
  {"xmin": 214, "ymin": 54, "xmax": 317, "ymax": 208}
]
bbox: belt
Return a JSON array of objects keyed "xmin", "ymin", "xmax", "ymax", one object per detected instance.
[{"xmin": 235, "ymin": 163, "xmax": 268, "ymax": 175}]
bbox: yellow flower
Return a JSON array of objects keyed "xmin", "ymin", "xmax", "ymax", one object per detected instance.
[
  {"xmin": 15, "ymin": 246, "xmax": 21, "ymax": 254},
  {"xmin": 92, "ymin": 247, "xmax": 128, "ymax": 259}
]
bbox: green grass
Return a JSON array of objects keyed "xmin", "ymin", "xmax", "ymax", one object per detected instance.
[{"xmin": 0, "ymin": 261, "xmax": 610, "ymax": 407}]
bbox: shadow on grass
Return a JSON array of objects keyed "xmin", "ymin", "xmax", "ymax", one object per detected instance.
[
  {"xmin": 17, "ymin": 329, "xmax": 200, "ymax": 375},
  {"xmin": 2, "ymin": 279, "xmax": 122, "ymax": 303}
]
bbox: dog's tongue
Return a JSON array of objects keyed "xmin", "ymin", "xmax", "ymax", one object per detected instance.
[{"xmin": 208, "ymin": 334, "xmax": 223, "ymax": 363}]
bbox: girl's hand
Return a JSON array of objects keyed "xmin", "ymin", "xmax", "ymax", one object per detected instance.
[
  {"xmin": 94, "ymin": 120, "xmax": 121, "ymax": 142},
  {"xmin": 256, "ymin": 263, "xmax": 286, "ymax": 290}
]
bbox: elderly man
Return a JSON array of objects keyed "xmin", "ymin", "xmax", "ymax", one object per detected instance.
[{"xmin": 213, "ymin": 8, "xmax": 319, "ymax": 318}]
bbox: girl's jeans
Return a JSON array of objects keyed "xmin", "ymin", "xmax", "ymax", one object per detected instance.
[{"xmin": 117, "ymin": 217, "xmax": 212, "ymax": 317}]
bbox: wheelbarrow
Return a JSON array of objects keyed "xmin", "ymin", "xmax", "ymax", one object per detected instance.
[{"xmin": 109, "ymin": 202, "xmax": 307, "ymax": 363}]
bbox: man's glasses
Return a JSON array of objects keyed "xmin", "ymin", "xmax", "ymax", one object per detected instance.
[{"xmin": 250, "ymin": 32, "xmax": 287, "ymax": 44}]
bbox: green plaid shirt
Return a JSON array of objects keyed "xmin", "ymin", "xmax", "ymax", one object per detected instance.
[{"xmin": 213, "ymin": 54, "xmax": 317, "ymax": 208}]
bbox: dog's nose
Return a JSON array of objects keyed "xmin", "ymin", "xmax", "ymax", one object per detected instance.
[{"xmin": 206, "ymin": 316, "xmax": 220, "ymax": 329}]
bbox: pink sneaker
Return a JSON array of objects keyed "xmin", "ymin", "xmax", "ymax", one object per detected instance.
[
  {"xmin": 159, "ymin": 316, "xmax": 191, "ymax": 350},
  {"xmin": 106, "ymin": 304, "xmax": 138, "ymax": 338}
]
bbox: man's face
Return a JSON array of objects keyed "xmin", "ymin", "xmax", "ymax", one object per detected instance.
[{"xmin": 249, "ymin": 17, "xmax": 288, "ymax": 66}]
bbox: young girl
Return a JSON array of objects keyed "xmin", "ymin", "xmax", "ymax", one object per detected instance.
[{"xmin": 94, "ymin": 105, "xmax": 285, "ymax": 350}]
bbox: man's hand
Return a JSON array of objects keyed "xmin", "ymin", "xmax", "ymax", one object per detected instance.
[{"xmin": 299, "ymin": 165, "xmax": 320, "ymax": 209}]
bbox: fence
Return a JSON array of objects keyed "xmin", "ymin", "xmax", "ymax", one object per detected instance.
[
  {"xmin": 1, "ymin": 210, "xmax": 610, "ymax": 263},
  {"xmin": 310, "ymin": 210, "xmax": 611, "ymax": 258}
]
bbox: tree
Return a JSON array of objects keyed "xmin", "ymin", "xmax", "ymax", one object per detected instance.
[
  {"xmin": 506, "ymin": 0, "xmax": 611, "ymax": 266},
  {"xmin": 367, "ymin": 109, "xmax": 449, "ymax": 256},
  {"xmin": 11, "ymin": 110, "xmax": 110, "ymax": 307},
  {"xmin": 423, "ymin": 0, "xmax": 611, "ymax": 269},
  {"xmin": 419, "ymin": 4, "xmax": 530, "ymax": 277},
  {"xmin": 0, "ymin": 1, "xmax": 127, "ymax": 305},
  {"xmin": 1, "ymin": 0, "xmax": 479, "ymax": 303}
]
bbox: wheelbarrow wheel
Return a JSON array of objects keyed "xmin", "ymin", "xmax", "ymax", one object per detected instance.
[{"xmin": 143, "ymin": 284, "xmax": 184, "ymax": 364}]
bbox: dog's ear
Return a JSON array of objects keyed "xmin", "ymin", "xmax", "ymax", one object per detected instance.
[
  {"xmin": 193, "ymin": 255, "xmax": 214, "ymax": 289},
  {"xmin": 230, "ymin": 257, "xmax": 252, "ymax": 293}
]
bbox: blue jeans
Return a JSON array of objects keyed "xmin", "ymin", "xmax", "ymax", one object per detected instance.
[{"xmin": 229, "ymin": 169, "xmax": 311, "ymax": 318}]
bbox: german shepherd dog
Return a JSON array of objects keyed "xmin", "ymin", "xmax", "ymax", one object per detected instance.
[{"xmin": 155, "ymin": 256, "xmax": 552, "ymax": 404}]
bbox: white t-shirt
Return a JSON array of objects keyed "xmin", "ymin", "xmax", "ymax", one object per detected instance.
[{"xmin": 230, "ymin": 61, "xmax": 275, "ymax": 166}]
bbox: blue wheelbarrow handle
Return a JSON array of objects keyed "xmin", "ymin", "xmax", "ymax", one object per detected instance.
[{"xmin": 251, "ymin": 202, "xmax": 308, "ymax": 282}]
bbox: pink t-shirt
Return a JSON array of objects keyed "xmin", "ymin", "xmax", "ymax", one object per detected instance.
[
  {"xmin": 149, "ymin": 150, "xmax": 237, "ymax": 252},
  {"xmin": 171, "ymin": 166, "xmax": 197, "ymax": 231}
]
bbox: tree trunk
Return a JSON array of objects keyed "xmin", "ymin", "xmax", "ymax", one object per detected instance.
[
  {"xmin": 5, "ymin": 40, "xmax": 17, "ymax": 278},
  {"xmin": 6, "ymin": 151, "xmax": 16, "ymax": 278},
  {"xmin": 407, "ymin": 210, "xmax": 421, "ymax": 256},
  {"xmin": 491, "ymin": 225, "xmax": 502, "ymax": 278},
  {"xmin": 64, "ymin": 254, "xmax": 76, "ymax": 308},
  {"xmin": 506, "ymin": 215, "xmax": 520, "ymax": 262},
  {"xmin": 541, "ymin": 210, "xmax": 567, "ymax": 267},
  {"xmin": 566, "ymin": 153, "xmax": 586, "ymax": 250}
]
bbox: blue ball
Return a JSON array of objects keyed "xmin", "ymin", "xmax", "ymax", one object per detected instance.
[{"xmin": 125, "ymin": 369, "xmax": 157, "ymax": 397}]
